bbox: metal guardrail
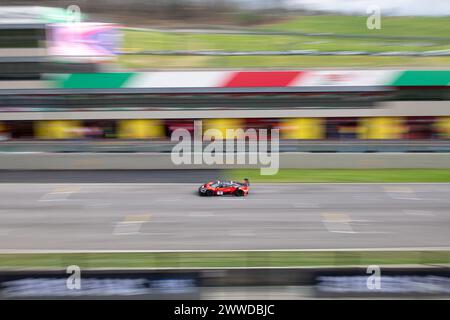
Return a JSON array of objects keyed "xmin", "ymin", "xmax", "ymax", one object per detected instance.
[
  {"xmin": 126, "ymin": 26, "xmax": 450, "ymax": 42},
  {"xmin": 2, "ymin": 152, "xmax": 449, "ymax": 169},
  {"xmin": 0, "ymin": 86, "xmax": 390, "ymax": 95},
  {"xmin": 1, "ymin": 140, "xmax": 450, "ymax": 153},
  {"xmin": 1, "ymin": 265, "xmax": 449, "ymax": 299},
  {"xmin": 124, "ymin": 26, "xmax": 450, "ymax": 57},
  {"xmin": 125, "ymin": 49, "xmax": 450, "ymax": 57}
]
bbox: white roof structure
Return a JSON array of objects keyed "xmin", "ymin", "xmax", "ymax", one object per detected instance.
[{"xmin": 0, "ymin": 6, "xmax": 80, "ymax": 25}]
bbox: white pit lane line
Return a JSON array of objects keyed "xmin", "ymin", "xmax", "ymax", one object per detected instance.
[
  {"xmin": 219, "ymin": 197, "xmax": 247, "ymax": 201},
  {"xmin": 321, "ymin": 213, "xmax": 355, "ymax": 234},
  {"xmin": 403, "ymin": 210, "xmax": 435, "ymax": 217},
  {"xmin": 228, "ymin": 229, "xmax": 255, "ymax": 237},
  {"xmin": 189, "ymin": 211, "xmax": 215, "ymax": 217},
  {"xmin": 156, "ymin": 199, "xmax": 182, "ymax": 202},
  {"xmin": 321, "ymin": 213, "xmax": 390, "ymax": 234},
  {"xmin": 84, "ymin": 202, "xmax": 111, "ymax": 208},
  {"xmin": 113, "ymin": 214, "xmax": 151, "ymax": 236},
  {"xmin": 383, "ymin": 186, "xmax": 422, "ymax": 201},
  {"xmin": 293, "ymin": 202, "xmax": 320, "ymax": 208},
  {"xmin": 39, "ymin": 186, "xmax": 81, "ymax": 202}
]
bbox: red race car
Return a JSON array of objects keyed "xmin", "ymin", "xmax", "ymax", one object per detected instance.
[{"xmin": 198, "ymin": 179, "xmax": 250, "ymax": 197}]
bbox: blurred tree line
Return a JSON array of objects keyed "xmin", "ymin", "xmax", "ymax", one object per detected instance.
[{"xmin": 2, "ymin": 0, "xmax": 293, "ymax": 25}]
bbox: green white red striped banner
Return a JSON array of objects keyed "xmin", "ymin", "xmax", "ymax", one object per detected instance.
[{"xmin": 46, "ymin": 70, "xmax": 450, "ymax": 89}]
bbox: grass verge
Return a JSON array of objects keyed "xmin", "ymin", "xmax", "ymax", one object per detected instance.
[
  {"xmin": 0, "ymin": 251, "xmax": 449, "ymax": 269},
  {"xmin": 261, "ymin": 15, "xmax": 450, "ymax": 38},
  {"xmin": 120, "ymin": 15, "xmax": 450, "ymax": 69},
  {"xmin": 119, "ymin": 54, "xmax": 450, "ymax": 69},
  {"xmin": 226, "ymin": 169, "xmax": 450, "ymax": 183}
]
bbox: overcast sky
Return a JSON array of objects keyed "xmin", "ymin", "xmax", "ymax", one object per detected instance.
[{"xmin": 288, "ymin": 0, "xmax": 450, "ymax": 16}]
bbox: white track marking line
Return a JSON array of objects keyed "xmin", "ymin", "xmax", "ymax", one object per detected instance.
[
  {"xmin": 403, "ymin": 210, "xmax": 435, "ymax": 217},
  {"xmin": 219, "ymin": 197, "xmax": 246, "ymax": 201},
  {"xmin": 2, "ymin": 247, "xmax": 450, "ymax": 254},
  {"xmin": 2, "ymin": 182, "xmax": 450, "ymax": 187},
  {"xmin": 228, "ymin": 229, "xmax": 255, "ymax": 237},
  {"xmin": 383, "ymin": 186, "xmax": 422, "ymax": 200},
  {"xmin": 189, "ymin": 211, "xmax": 215, "ymax": 217},
  {"xmin": 253, "ymin": 190, "xmax": 282, "ymax": 194},
  {"xmin": 294, "ymin": 202, "xmax": 319, "ymax": 208},
  {"xmin": 156, "ymin": 199, "xmax": 181, "ymax": 202},
  {"xmin": 84, "ymin": 202, "xmax": 111, "ymax": 208},
  {"xmin": 150, "ymin": 220, "xmax": 178, "ymax": 224},
  {"xmin": 39, "ymin": 186, "xmax": 81, "ymax": 202},
  {"xmin": 113, "ymin": 214, "xmax": 151, "ymax": 235},
  {"xmin": 321, "ymin": 213, "xmax": 356, "ymax": 234},
  {"xmin": 320, "ymin": 214, "xmax": 389, "ymax": 234}
]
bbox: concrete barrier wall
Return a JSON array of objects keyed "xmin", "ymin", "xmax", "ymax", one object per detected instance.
[
  {"xmin": 1, "ymin": 152, "xmax": 450, "ymax": 170},
  {"xmin": 1, "ymin": 267, "xmax": 449, "ymax": 299},
  {"xmin": 280, "ymin": 152, "xmax": 450, "ymax": 169},
  {"xmin": 2, "ymin": 101, "xmax": 450, "ymax": 120}
]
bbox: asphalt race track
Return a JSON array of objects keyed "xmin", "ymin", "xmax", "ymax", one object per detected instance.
[
  {"xmin": 1, "ymin": 182, "xmax": 450, "ymax": 251},
  {"xmin": 0, "ymin": 170, "xmax": 225, "ymax": 183}
]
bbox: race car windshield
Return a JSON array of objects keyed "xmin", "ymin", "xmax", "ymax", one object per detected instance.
[{"xmin": 210, "ymin": 181, "xmax": 220, "ymax": 187}]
